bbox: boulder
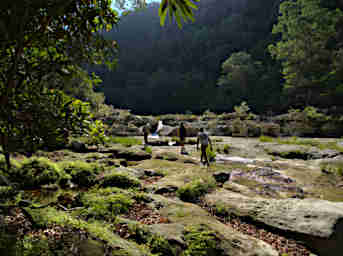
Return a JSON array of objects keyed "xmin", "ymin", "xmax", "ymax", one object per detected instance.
[
  {"xmin": 70, "ymin": 141, "xmax": 87, "ymax": 153},
  {"xmin": 157, "ymin": 125, "xmax": 175, "ymax": 136},
  {"xmin": 204, "ymin": 189, "xmax": 343, "ymax": 256},
  {"xmin": 149, "ymin": 195, "xmax": 278, "ymax": 256},
  {"xmin": 109, "ymin": 124, "xmax": 142, "ymax": 136},
  {"xmin": 213, "ymin": 171, "xmax": 231, "ymax": 183}
]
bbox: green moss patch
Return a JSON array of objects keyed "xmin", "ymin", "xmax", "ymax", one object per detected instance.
[
  {"xmin": 27, "ymin": 207, "xmax": 148, "ymax": 256},
  {"xmin": 79, "ymin": 189, "xmax": 134, "ymax": 220},
  {"xmin": 17, "ymin": 157, "xmax": 67, "ymax": 189},
  {"xmin": 100, "ymin": 171, "xmax": 141, "ymax": 189},
  {"xmin": 59, "ymin": 161, "xmax": 102, "ymax": 187},
  {"xmin": 182, "ymin": 224, "xmax": 225, "ymax": 256}
]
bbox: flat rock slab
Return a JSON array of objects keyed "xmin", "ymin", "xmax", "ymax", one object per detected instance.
[
  {"xmin": 204, "ymin": 189, "xmax": 343, "ymax": 256},
  {"xmin": 216, "ymin": 155, "xmax": 255, "ymax": 164},
  {"xmin": 261, "ymin": 143, "xmax": 341, "ymax": 160},
  {"xmin": 148, "ymin": 195, "xmax": 278, "ymax": 256}
]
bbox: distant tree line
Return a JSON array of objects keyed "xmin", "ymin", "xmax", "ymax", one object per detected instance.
[{"xmin": 95, "ymin": 0, "xmax": 343, "ymax": 115}]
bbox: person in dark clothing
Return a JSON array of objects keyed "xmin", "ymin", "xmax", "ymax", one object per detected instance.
[
  {"xmin": 179, "ymin": 122, "xmax": 187, "ymax": 154},
  {"xmin": 197, "ymin": 128, "xmax": 212, "ymax": 166},
  {"xmin": 143, "ymin": 123, "xmax": 150, "ymax": 145}
]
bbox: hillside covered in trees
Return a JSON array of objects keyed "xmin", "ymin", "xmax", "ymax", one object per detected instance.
[{"xmin": 96, "ymin": 0, "xmax": 343, "ymax": 115}]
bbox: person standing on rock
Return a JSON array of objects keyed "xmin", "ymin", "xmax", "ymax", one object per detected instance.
[
  {"xmin": 197, "ymin": 128, "xmax": 212, "ymax": 166},
  {"xmin": 179, "ymin": 122, "xmax": 187, "ymax": 154},
  {"xmin": 143, "ymin": 123, "xmax": 151, "ymax": 145}
]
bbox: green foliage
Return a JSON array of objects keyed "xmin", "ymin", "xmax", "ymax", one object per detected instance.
[
  {"xmin": 269, "ymin": 0, "xmax": 343, "ymax": 107},
  {"xmin": 233, "ymin": 101, "xmax": 252, "ymax": 118},
  {"xmin": 177, "ymin": 177, "xmax": 216, "ymax": 202},
  {"xmin": 108, "ymin": 137, "xmax": 142, "ymax": 147},
  {"xmin": 0, "ymin": 186, "xmax": 17, "ymax": 199},
  {"xmin": 144, "ymin": 146, "xmax": 153, "ymax": 154},
  {"xmin": 218, "ymin": 53, "xmax": 262, "ymax": 106},
  {"xmin": 182, "ymin": 225, "xmax": 223, "ymax": 256},
  {"xmin": 206, "ymin": 146, "xmax": 216, "ymax": 162},
  {"xmin": 18, "ymin": 157, "xmax": 67, "ymax": 189},
  {"xmin": 159, "ymin": 0, "xmax": 199, "ymax": 28},
  {"xmin": 0, "ymin": 0, "xmax": 119, "ymax": 166},
  {"xmin": 0, "ymin": 155, "xmax": 21, "ymax": 176},
  {"xmin": 59, "ymin": 161, "xmax": 102, "ymax": 188},
  {"xmin": 101, "ymin": 1, "xmax": 284, "ymax": 115},
  {"xmin": 100, "ymin": 171, "xmax": 141, "ymax": 189},
  {"xmin": 87, "ymin": 120, "xmax": 108, "ymax": 146}
]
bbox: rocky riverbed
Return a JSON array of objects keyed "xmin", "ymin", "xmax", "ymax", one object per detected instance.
[{"xmin": 1, "ymin": 136, "xmax": 343, "ymax": 256}]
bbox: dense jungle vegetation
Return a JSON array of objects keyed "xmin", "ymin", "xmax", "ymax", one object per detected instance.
[{"xmin": 94, "ymin": 0, "xmax": 343, "ymax": 115}]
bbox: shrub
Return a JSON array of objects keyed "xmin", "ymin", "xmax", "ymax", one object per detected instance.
[
  {"xmin": 18, "ymin": 157, "xmax": 66, "ymax": 188},
  {"xmin": 100, "ymin": 171, "xmax": 141, "ymax": 189},
  {"xmin": 206, "ymin": 147, "xmax": 216, "ymax": 162},
  {"xmin": 144, "ymin": 146, "xmax": 152, "ymax": 154},
  {"xmin": 177, "ymin": 178, "xmax": 216, "ymax": 202},
  {"xmin": 86, "ymin": 120, "xmax": 108, "ymax": 146},
  {"xmin": 59, "ymin": 161, "xmax": 102, "ymax": 187}
]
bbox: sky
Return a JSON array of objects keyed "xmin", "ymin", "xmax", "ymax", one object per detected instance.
[{"xmin": 111, "ymin": 0, "xmax": 160, "ymax": 11}]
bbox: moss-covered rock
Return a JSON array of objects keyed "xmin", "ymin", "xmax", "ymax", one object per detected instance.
[
  {"xmin": 99, "ymin": 170, "xmax": 141, "ymax": 189},
  {"xmin": 80, "ymin": 189, "xmax": 134, "ymax": 220},
  {"xmin": 18, "ymin": 157, "xmax": 67, "ymax": 189},
  {"xmin": 182, "ymin": 224, "xmax": 226, "ymax": 256},
  {"xmin": 60, "ymin": 161, "xmax": 102, "ymax": 187},
  {"xmin": 108, "ymin": 146, "xmax": 152, "ymax": 161}
]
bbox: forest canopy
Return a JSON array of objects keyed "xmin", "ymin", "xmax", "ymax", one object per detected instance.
[{"xmin": 94, "ymin": 0, "xmax": 343, "ymax": 115}]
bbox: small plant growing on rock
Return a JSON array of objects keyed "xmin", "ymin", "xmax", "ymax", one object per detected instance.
[
  {"xmin": 144, "ymin": 146, "xmax": 152, "ymax": 154},
  {"xmin": 223, "ymin": 144, "xmax": 230, "ymax": 154},
  {"xmin": 206, "ymin": 147, "xmax": 216, "ymax": 162},
  {"xmin": 177, "ymin": 177, "xmax": 216, "ymax": 202}
]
